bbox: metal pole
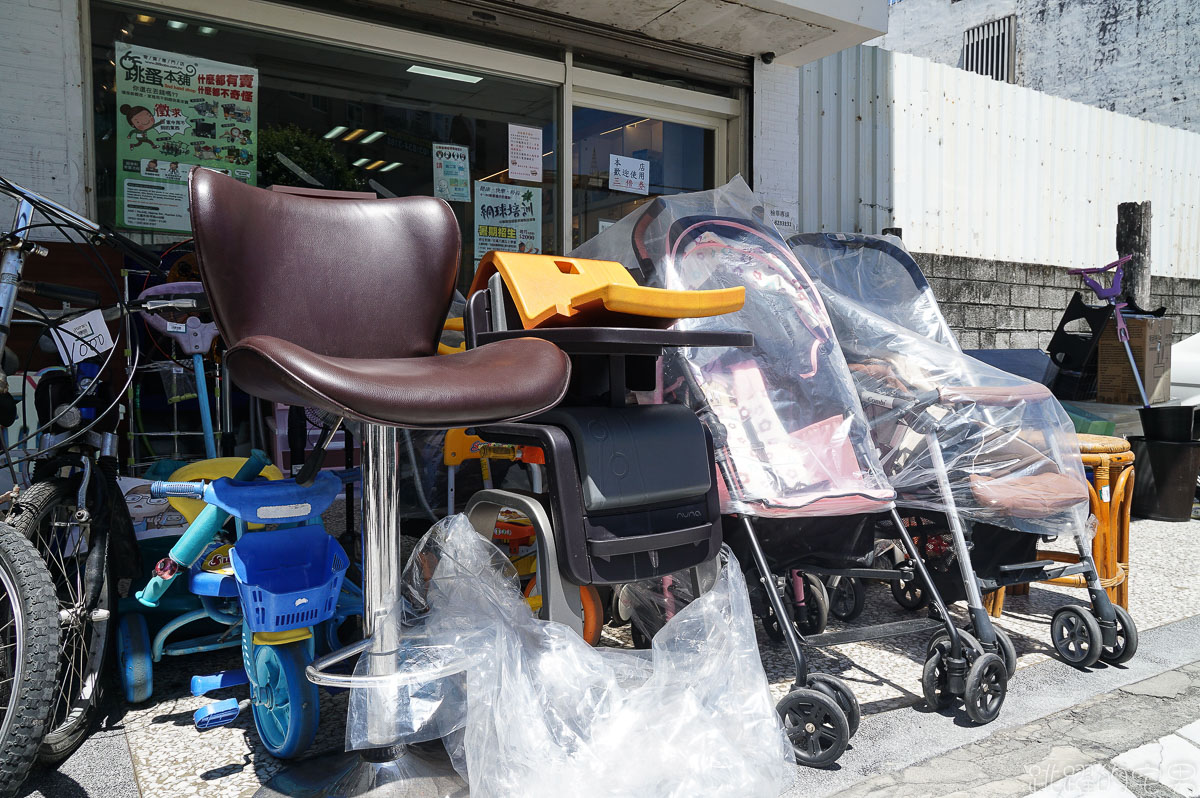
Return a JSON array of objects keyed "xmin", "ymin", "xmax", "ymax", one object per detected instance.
[{"xmin": 361, "ymin": 423, "xmax": 404, "ymax": 747}]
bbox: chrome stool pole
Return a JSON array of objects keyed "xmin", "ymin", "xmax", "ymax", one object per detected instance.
[{"xmin": 256, "ymin": 424, "xmax": 467, "ymax": 798}]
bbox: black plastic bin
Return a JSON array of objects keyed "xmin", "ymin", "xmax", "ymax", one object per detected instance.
[
  {"xmin": 1138, "ymin": 406, "xmax": 1195, "ymax": 442},
  {"xmin": 1128, "ymin": 436, "xmax": 1200, "ymax": 522}
]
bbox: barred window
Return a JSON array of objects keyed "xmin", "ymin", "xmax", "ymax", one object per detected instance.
[{"xmin": 963, "ymin": 16, "xmax": 1016, "ymax": 83}]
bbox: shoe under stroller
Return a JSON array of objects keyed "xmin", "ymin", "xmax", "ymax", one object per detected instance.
[
  {"xmin": 790, "ymin": 232, "xmax": 1139, "ymax": 690},
  {"xmin": 571, "ymin": 178, "xmax": 980, "ymax": 761}
]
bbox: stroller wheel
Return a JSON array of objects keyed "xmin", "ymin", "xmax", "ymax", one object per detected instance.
[
  {"xmin": 1050, "ymin": 606, "xmax": 1103, "ymax": 668},
  {"xmin": 762, "ymin": 590, "xmax": 792, "ymax": 643},
  {"xmin": 1098, "ymin": 605, "xmax": 1138, "ymax": 665},
  {"xmin": 807, "ymin": 673, "xmax": 861, "ymax": 737},
  {"xmin": 925, "ymin": 628, "xmax": 981, "ymax": 660},
  {"xmin": 963, "ymin": 653, "xmax": 1007, "ymax": 725},
  {"xmin": 608, "ymin": 585, "xmax": 632, "ymax": 628},
  {"xmin": 921, "ymin": 641, "xmax": 956, "ymax": 711},
  {"xmin": 890, "ymin": 572, "xmax": 929, "ymax": 611},
  {"xmin": 777, "ymin": 688, "xmax": 849, "ymax": 768},
  {"xmin": 795, "ymin": 573, "xmax": 829, "ymax": 636},
  {"xmin": 827, "ymin": 577, "xmax": 866, "ymax": 622},
  {"xmin": 992, "ymin": 627, "xmax": 1018, "ymax": 677}
]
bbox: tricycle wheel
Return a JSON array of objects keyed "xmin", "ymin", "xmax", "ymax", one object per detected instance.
[
  {"xmin": 251, "ymin": 640, "xmax": 319, "ymax": 759},
  {"xmin": 117, "ymin": 613, "xmax": 153, "ymax": 704}
]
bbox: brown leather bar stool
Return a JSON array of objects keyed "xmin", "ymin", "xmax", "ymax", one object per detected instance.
[{"xmin": 188, "ymin": 169, "xmax": 570, "ymax": 797}]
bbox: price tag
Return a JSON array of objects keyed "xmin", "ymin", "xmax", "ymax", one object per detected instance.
[{"xmin": 52, "ymin": 310, "xmax": 115, "ymax": 366}]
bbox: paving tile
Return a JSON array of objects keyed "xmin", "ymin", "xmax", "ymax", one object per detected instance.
[
  {"xmin": 1178, "ymin": 721, "xmax": 1200, "ymax": 748},
  {"xmin": 1111, "ymin": 735, "xmax": 1200, "ymax": 797},
  {"xmin": 1024, "ymin": 764, "xmax": 1137, "ymax": 798}
]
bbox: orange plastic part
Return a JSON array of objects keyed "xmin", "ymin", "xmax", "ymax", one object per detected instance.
[
  {"xmin": 471, "ymin": 251, "xmax": 744, "ymax": 330},
  {"xmin": 523, "ymin": 576, "xmax": 603, "ymax": 646}
]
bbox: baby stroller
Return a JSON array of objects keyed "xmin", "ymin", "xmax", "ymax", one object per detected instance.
[
  {"xmin": 789, "ymin": 233, "xmax": 1139, "ymax": 683},
  {"xmin": 571, "ymin": 179, "xmax": 985, "ymax": 760}
]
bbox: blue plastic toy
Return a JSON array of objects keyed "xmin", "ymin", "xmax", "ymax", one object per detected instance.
[{"xmin": 117, "ymin": 452, "xmax": 361, "ymax": 758}]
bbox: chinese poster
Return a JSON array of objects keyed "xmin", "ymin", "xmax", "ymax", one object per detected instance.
[
  {"xmin": 473, "ymin": 182, "xmax": 542, "ymax": 261},
  {"xmin": 432, "ymin": 143, "xmax": 471, "ymax": 202},
  {"xmin": 115, "ymin": 43, "xmax": 258, "ymax": 233},
  {"xmin": 608, "ymin": 154, "xmax": 649, "ymax": 195},
  {"xmin": 507, "ymin": 124, "xmax": 543, "ymax": 182}
]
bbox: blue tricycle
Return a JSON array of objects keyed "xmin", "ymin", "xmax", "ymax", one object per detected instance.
[{"xmin": 117, "ymin": 450, "xmax": 362, "ymax": 758}]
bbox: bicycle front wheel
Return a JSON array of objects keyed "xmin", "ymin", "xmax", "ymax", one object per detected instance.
[
  {"xmin": 7, "ymin": 477, "xmax": 117, "ymax": 766},
  {"xmin": 0, "ymin": 521, "xmax": 59, "ymax": 795}
]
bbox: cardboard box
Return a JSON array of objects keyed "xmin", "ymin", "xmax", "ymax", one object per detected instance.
[{"xmin": 1096, "ymin": 315, "xmax": 1172, "ymax": 405}]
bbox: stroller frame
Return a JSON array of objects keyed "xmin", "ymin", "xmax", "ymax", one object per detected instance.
[{"xmin": 788, "ymin": 231, "xmax": 1137, "ymax": 678}]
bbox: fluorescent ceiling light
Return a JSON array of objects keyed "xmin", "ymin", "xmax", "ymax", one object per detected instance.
[
  {"xmin": 365, "ymin": 160, "xmax": 386, "ymax": 170},
  {"xmin": 406, "ymin": 65, "xmax": 482, "ymax": 84},
  {"xmin": 352, "ymin": 158, "xmax": 370, "ymax": 167},
  {"xmin": 166, "ymin": 20, "xmax": 187, "ymax": 30},
  {"xmin": 342, "ymin": 128, "xmax": 367, "ymax": 142},
  {"xmin": 380, "ymin": 162, "xmax": 402, "ymax": 172},
  {"xmin": 322, "ymin": 126, "xmax": 348, "ymax": 140},
  {"xmin": 360, "ymin": 130, "xmax": 385, "ymax": 144},
  {"xmin": 197, "ymin": 25, "xmax": 217, "ymax": 35}
]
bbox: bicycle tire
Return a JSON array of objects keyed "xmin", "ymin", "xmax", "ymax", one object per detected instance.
[
  {"xmin": 7, "ymin": 477, "xmax": 117, "ymax": 766},
  {"xmin": 0, "ymin": 521, "xmax": 59, "ymax": 797}
]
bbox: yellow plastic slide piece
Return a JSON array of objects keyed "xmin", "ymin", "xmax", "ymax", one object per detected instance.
[
  {"xmin": 471, "ymin": 251, "xmax": 744, "ymax": 330},
  {"xmin": 252, "ymin": 628, "xmax": 312, "ymax": 646},
  {"xmin": 167, "ymin": 457, "xmax": 285, "ymax": 525}
]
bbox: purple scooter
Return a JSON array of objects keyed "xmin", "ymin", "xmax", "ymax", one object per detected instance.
[{"xmin": 1068, "ymin": 255, "xmax": 1151, "ymax": 408}]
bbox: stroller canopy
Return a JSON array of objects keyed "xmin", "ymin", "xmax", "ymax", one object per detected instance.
[
  {"xmin": 790, "ymin": 235, "xmax": 1090, "ymax": 539},
  {"xmin": 790, "ymin": 233, "xmax": 959, "ymax": 349},
  {"xmin": 570, "ymin": 177, "xmax": 894, "ymax": 518}
]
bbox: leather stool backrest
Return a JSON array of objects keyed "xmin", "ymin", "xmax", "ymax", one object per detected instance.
[{"xmin": 189, "ymin": 168, "xmax": 460, "ymax": 360}]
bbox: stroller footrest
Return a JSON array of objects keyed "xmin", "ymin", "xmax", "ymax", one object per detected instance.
[
  {"xmin": 194, "ymin": 698, "xmax": 241, "ymax": 729},
  {"xmin": 996, "ymin": 560, "xmax": 1050, "ymax": 574},
  {"xmin": 806, "ymin": 617, "xmax": 942, "ymax": 648},
  {"xmin": 191, "ymin": 670, "xmax": 249, "ymax": 697}
]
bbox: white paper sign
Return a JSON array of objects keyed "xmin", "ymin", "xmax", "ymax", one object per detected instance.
[
  {"xmin": 609, "ymin": 154, "xmax": 649, "ymax": 195},
  {"xmin": 474, "ymin": 181, "xmax": 542, "ymax": 261},
  {"xmin": 52, "ymin": 310, "xmax": 116, "ymax": 366},
  {"xmin": 507, "ymin": 124, "xmax": 543, "ymax": 182},
  {"xmin": 432, "ymin": 143, "xmax": 471, "ymax": 202},
  {"xmin": 765, "ymin": 202, "xmax": 799, "ymax": 237}
]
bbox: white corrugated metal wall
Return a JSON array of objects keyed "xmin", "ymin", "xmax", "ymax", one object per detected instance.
[{"xmin": 797, "ymin": 46, "xmax": 1200, "ymax": 281}]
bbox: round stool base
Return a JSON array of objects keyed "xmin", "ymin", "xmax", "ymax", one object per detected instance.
[{"xmin": 254, "ymin": 745, "xmax": 467, "ymax": 798}]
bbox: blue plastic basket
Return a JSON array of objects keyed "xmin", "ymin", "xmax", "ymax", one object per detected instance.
[{"xmin": 230, "ymin": 526, "xmax": 349, "ymax": 633}]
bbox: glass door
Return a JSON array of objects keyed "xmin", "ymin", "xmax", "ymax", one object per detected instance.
[{"xmin": 571, "ymin": 105, "xmax": 717, "ymax": 249}]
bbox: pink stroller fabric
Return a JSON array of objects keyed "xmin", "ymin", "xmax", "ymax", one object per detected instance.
[{"xmin": 569, "ymin": 177, "xmax": 894, "ymax": 518}]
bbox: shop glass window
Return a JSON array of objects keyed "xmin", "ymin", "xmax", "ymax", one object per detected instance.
[
  {"xmin": 90, "ymin": 3, "xmax": 558, "ymax": 290},
  {"xmin": 572, "ymin": 107, "xmax": 715, "ymax": 248}
]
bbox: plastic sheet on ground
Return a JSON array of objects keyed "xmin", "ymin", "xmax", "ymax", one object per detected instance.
[
  {"xmin": 569, "ymin": 177, "xmax": 894, "ymax": 519},
  {"xmin": 347, "ymin": 514, "xmax": 794, "ymax": 798},
  {"xmin": 789, "ymin": 234, "xmax": 1091, "ymax": 538}
]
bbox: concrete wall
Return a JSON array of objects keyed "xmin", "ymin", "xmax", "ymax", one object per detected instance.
[
  {"xmin": 0, "ymin": 0, "xmax": 90, "ymax": 224},
  {"xmin": 873, "ymin": 0, "xmax": 1199, "ymax": 135},
  {"xmin": 914, "ymin": 252, "xmax": 1200, "ymax": 349}
]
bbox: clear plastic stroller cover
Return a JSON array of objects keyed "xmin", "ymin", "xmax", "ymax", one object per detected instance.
[
  {"xmin": 570, "ymin": 177, "xmax": 893, "ymax": 518},
  {"xmin": 788, "ymin": 233, "xmax": 959, "ymax": 349},
  {"xmin": 348, "ymin": 515, "xmax": 794, "ymax": 798},
  {"xmin": 788, "ymin": 237, "xmax": 1091, "ymax": 538}
]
